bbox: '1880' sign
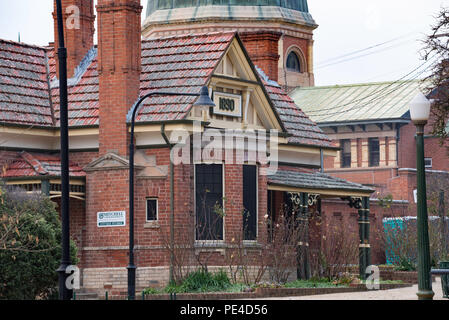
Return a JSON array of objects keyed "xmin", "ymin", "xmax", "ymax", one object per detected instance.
[{"xmin": 213, "ymin": 92, "xmax": 242, "ymax": 118}]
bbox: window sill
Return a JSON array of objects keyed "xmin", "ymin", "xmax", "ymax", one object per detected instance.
[{"xmin": 144, "ymin": 221, "xmax": 160, "ymax": 229}]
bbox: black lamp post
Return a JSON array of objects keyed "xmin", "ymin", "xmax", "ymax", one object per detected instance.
[
  {"xmin": 409, "ymin": 92, "xmax": 435, "ymax": 300},
  {"xmin": 127, "ymin": 86, "xmax": 215, "ymax": 300},
  {"xmin": 55, "ymin": 0, "xmax": 72, "ymax": 300}
]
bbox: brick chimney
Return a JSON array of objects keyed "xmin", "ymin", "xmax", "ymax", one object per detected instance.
[
  {"xmin": 53, "ymin": 0, "xmax": 95, "ymax": 79},
  {"xmin": 239, "ymin": 31, "xmax": 282, "ymax": 82},
  {"xmin": 97, "ymin": 0, "xmax": 142, "ymax": 156}
]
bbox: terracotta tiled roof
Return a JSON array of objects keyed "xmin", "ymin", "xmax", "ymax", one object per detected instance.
[
  {"xmin": 1, "ymin": 152, "xmax": 85, "ymax": 178},
  {"xmin": 136, "ymin": 32, "xmax": 235, "ymax": 122},
  {"xmin": 48, "ymin": 47, "xmax": 100, "ymax": 127},
  {"xmin": 268, "ymin": 169, "xmax": 374, "ymax": 194},
  {"xmin": 0, "ymin": 32, "xmax": 332, "ymax": 149},
  {"xmin": 258, "ymin": 69, "xmax": 333, "ymax": 148},
  {"xmin": 0, "ymin": 39, "xmax": 53, "ymax": 127}
]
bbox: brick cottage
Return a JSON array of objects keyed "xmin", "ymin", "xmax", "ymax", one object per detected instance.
[{"xmin": 0, "ymin": 0, "xmax": 381, "ymax": 295}]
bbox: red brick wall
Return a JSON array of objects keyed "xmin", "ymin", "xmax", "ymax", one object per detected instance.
[
  {"xmin": 97, "ymin": 0, "xmax": 142, "ymax": 156},
  {"xmin": 398, "ymin": 123, "xmax": 417, "ymax": 169},
  {"xmin": 53, "ymin": 0, "xmax": 95, "ymax": 78},
  {"xmin": 321, "ymin": 199, "xmax": 408, "ymax": 265},
  {"xmin": 69, "ymin": 151, "xmax": 98, "ymax": 168},
  {"xmin": 282, "ymin": 35, "xmax": 309, "ymax": 72},
  {"xmin": 239, "ymin": 31, "xmax": 281, "ymax": 82}
]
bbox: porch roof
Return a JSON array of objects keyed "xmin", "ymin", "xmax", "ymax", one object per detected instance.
[{"xmin": 267, "ymin": 169, "xmax": 374, "ymax": 197}]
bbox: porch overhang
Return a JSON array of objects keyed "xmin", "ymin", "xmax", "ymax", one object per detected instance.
[{"xmin": 267, "ymin": 170, "xmax": 374, "ymax": 198}]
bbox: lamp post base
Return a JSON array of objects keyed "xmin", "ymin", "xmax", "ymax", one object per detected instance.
[
  {"xmin": 127, "ymin": 264, "xmax": 136, "ymax": 300},
  {"xmin": 417, "ymin": 289, "xmax": 435, "ymax": 300}
]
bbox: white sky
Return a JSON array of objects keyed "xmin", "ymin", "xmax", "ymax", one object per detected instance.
[{"xmin": 0, "ymin": 0, "xmax": 447, "ymax": 86}]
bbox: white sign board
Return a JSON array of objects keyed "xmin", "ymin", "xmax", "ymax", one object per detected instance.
[
  {"xmin": 97, "ymin": 211, "xmax": 126, "ymax": 228},
  {"xmin": 413, "ymin": 189, "xmax": 417, "ymax": 204},
  {"xmin": 213, "ymin": 92, "xmax": 242, "ymax": 118}
]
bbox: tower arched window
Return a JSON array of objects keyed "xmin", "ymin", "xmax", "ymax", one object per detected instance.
[{"xmin": 286, "ymin": 51, "xmax": 301, "ymax": 73}]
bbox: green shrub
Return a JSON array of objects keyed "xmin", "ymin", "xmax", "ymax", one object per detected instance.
[
  {"xmin": 165, "ymin": 269, "xmax": 232, "ymax": 293},
  {"xmin": 0, "ymin": 187, "xmax": 78, "ymax": 300}
]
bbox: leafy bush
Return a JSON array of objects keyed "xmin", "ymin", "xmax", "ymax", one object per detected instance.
[
  {"xmin": 0, "ymin": 186, "xmax": 78, "ymax": 300},
  {"xmin": 154, "ymin": 270, "xmax": 233, "ymax": 294}
]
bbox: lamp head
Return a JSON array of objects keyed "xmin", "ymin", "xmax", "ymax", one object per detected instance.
[
  {"xmin": 193, "ymin": 86, "xmax": 215, "ymax": 111},
  {"xmin": 409, "ymin": 92, "xmax": 431, "ymax": 125}
]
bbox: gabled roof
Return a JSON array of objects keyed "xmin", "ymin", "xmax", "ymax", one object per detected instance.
[
  {"xmin": 290, "ymin": 80, "xmax": 428, "ymax": 125},
  {"xmin": 0, "ymin": 32, "xmax": 332, "ymax": 149},
  {"xmin": 135, "ymin": 31, "xmax": 235, "ymax": 122},
  {"xmin": 1, "ymin": 152, "xmax": 85, "ymax": 178}
]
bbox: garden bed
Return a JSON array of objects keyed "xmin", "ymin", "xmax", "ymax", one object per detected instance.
[{"xmin": 135, "ymin": 283, "xmax": 412, "ymax": 300}]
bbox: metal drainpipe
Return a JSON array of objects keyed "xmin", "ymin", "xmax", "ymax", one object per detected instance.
[
  {"xmin": 396, "ymin": 124, "xmax": 401, "ymax": 174},
  {"xmin": 320, "ymin": 148, "xmax": 324, "ymax": 173},
  {"xmin": 161, "ymin": 124, "xmax": 175, "ymax": 284}
]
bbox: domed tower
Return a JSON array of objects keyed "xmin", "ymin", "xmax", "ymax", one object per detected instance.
[{"xmin": 142, "ymin": 0, "xmax": 317, "ymax": 89}]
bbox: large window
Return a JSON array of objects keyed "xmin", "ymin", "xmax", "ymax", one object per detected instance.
[
  {"xmin": 195, "ymin": 164, "xmax": 223, "ymax": 240},
  {"xmin": 243, "ymin": 165, "xmax": 257, "ymax": 240},
  {"xmin": 368, "ymin": 138, "xmax": 380, "ymax": 167},
  {"xmin": 286, "ymin": 51, "xmax": 301, "ymax": 73},
  {"xmin": 340, "ymin": 139, "xmax": 351, "ymax": 168}
]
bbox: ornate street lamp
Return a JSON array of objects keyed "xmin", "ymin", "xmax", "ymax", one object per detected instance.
[
  {"xmin": 409, "ymin": 92, "xmax": 434, "ymax": 300},
  {"xmin": 127, "ymin": 86, "xmax": 215, "ymax": 300}
]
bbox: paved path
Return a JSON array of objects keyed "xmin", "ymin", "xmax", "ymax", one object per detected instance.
[{"xmin": 259, "ymin": 278, "xmax": 447, "ymax": 300}]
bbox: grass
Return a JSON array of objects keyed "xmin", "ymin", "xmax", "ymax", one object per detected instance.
[{"xmin": 144, "ymin": 271, "xmax": 407, "ymax": 295}]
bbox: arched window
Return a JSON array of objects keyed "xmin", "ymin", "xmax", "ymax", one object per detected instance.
[{"xmin": 286, "ymin": 51, "xmax": 301, "ymax": 73}]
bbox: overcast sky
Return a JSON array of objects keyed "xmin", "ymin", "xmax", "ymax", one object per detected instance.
[{"xmin": 0, "ymin": 0, "xmax": 446, "ymax": 86}]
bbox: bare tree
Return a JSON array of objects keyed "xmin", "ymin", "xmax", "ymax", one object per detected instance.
[{"xmin": 422, "ymin": 7, "xmax": 449, "ymax": 144}]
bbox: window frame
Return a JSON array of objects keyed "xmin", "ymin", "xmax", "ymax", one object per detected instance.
[
  {"xmin": 286, "ymin": 51, "xmax": 302, "ymax": 73},
  {"xmin": 424, "ymin": 158, "xmax": 433, "ymax": 168},
  {"xmin": 194, "ymin": 163, "xmax": 225, "ymax": 242},
  {"xmin": 340, "ymin": 139, "xmax": 352, "ymax": 168},
  {"xmin": 368, "ymin": 137, "xmax": 380, "ymax": 167},
  {"xmin": 242, "ymin": 164, "xmax": 258, "ymax": 241},
  {"xmin": 146, "ymin": 198, "xmax": 159, "ymax": 222}
]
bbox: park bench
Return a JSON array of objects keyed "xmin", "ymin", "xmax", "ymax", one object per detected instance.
[{"xmin": 430, "ymin": 269, "xmax": 449, "ymax": 299}]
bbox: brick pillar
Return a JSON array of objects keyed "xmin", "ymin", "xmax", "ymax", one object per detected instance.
[
  {"xmin": 351, "ymin": 139, "xmax": 358, "ymax": 168},
  {"xmin": 380, "ymin": 137, "xmax": 387, "ymax": 167},
  {"xmin": 361, "ymin": 139, "xmax": 369, "ymax": 167},
  {"xmin": 239, "ymin": 31, "xmax": 282, "ymax": 82},
  {"xmin": 97, "ymin": 0, "xmax": 142, "ymax": 156},
  {"xmin": 388, "ymin": 137, "xmax": 397, "ymax": 167},
  {"xmin": 53, "ymin": 0, "xmax": 95, "ymax": 78},
  {"xmin": 334, "ymin": 140, "xmax": 341, "ymax": 168}
]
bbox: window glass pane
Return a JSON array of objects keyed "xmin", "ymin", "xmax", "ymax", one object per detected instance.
[
  {"xmin": 340, "ymin": 139, "xmax": 351, "ymax": 168},
  {"xmin": 195, "ymin": 164, "xmax": 223, "ymax": 240},
  {"xmin": 146, "ymin": 199, "xmax": 158, "ymax": 221},
  {"xmin": 286, "ymin": 51, "xmax": 301, "ymax": 72},
  {"xmin": 243, "ymin": 165, "xmax": 257, "ymax": 240},
  {"xmin": 368, "ymin": 138, "xmax": 380, "ymax": 167}
]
